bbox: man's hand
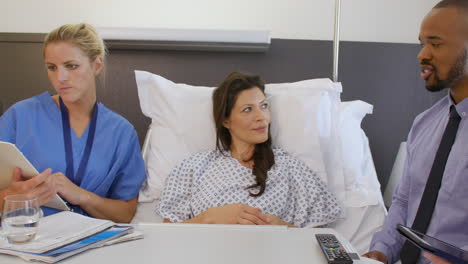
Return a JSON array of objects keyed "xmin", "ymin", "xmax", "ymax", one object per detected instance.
[
  {"xmin": 423, "ymin": 252, "xmax": 452, "ymax": 264},
  {"xmin": 363, "ymin": 250, "xmax": 387, "ymax": 264}
]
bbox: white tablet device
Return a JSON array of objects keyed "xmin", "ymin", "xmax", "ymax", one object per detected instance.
[{"xmin": 0, "ymin": 141, "xmax": 70, "ymax": 211}]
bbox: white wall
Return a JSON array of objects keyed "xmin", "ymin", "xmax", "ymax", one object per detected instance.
[{"xmin": 2, "ymin": 0, "xmax": 439, "ymax": 44}]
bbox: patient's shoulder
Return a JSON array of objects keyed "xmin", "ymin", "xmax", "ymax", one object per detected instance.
[
  {"xmin": 272, "ymin": 146, "xmax": 319, "ymax": 177},
  {"xmin": 189, "ymin": 150, "xmax": 220, "ymax": 160},
  {"xmin": 271, "ymin": 146, "xmax": 289, "ymax": 161},
  {"xmin": 272, "ymin": 147, "xmax": 303, "ymax": 166},
  {"xmin": 168, "ymin": 150, "xmax": 219, "ymax": 180},
  {"xmin": 272, "ymin": 146, "xmax": 287, "ymax": 155},
  {"xmin": 177, "ymin": 150, "xmax": 219, "ymax": 168}
]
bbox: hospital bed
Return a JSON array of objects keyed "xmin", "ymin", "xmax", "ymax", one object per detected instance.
[
  {"xmin": 129, "ymin": 0, "xmax": 387, "ymax": 255},
  {"xmin": 0, "ymin": 73, "xmax": 388, "ymax": 264},
  {"xmin": 130, "ymin": 72, "xmax": 387, "ymax": 255}
]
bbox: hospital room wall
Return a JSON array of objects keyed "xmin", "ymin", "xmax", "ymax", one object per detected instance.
[
  {"xmin": 3, "ymin": 0, "xmax": 438, "ymax": 43},
  {"xmin": 1, "ymin": 0, "xmax": 445, "ymax": 191},
  {"xmin": 0, "ymin": 36, "xmax": 445, "ymax": 192}
]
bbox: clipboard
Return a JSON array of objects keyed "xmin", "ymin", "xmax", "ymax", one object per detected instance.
[
  {"xmin": 397, "ymin": 224, "xmax": 468, "ymax": 264},
  {"xmin": 0, "ymin": 141, "xmax": 70, "ymax": 211}
]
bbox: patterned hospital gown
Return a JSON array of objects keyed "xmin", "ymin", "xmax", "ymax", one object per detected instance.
[{"xmin": 158, "ymin": 147, "xmax": 341, "ymax": 227}]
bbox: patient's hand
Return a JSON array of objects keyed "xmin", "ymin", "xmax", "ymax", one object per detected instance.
[
  {"xmin": 262, "ymin": 214, "xmax": 296, "ymax": 227},
  {"xmin": 362, "ymin": 250, "xmax": 387, "ymax": 264},
  {"xmin": 200, "ymin": 203, "xmax": 271, "ymax": 225}
]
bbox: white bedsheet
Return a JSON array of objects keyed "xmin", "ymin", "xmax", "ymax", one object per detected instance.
[
  {"xmin": 132, "ymin": 199, "xmax": 387, "ymax": 255},
  {"xmin": 331, "ymin": 201, "xmax": 387, "ymax": 254}
]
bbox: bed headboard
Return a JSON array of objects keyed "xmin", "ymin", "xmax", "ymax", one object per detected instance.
[{"xmin": 0, "ymin": 33, "xmax": 444, "ymax": 191}]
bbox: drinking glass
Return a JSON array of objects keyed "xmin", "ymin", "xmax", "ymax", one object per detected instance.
[{"xmin": 2, "ymin": 195, "xmax": 40, "ymax": 244}]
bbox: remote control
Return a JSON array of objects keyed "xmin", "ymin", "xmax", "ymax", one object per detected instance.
[{"xmin": 315, "ymin": 234, "xmax": 354, "ymax": 264}]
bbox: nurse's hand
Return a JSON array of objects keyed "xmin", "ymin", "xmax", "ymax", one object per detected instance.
[
  {"xmin": 1, "ymin": 168, "xmax": 56, "ymax": 207},
  {"xmin": 198, "ymin": 203, "xmax": 271, "ymax": 225},
  {"xmin": 47, "ymin": 172, "xmax": 89, "ymax": 206}
]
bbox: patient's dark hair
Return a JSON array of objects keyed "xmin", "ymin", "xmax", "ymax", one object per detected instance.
[{"xmin": 212, "ymin": 72, "xmax": 274, "ymax": 197}]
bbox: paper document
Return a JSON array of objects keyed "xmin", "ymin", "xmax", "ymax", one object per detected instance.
[
  {"xmin": 0, "ymin": 211, "xmax": 114, "ymax": 253},
  {"xmin": 0, "ymin": 141, "xmax": 69, "ymax": 211},
  {"xmin": 100, "ymin": 229, "xmax": 144, "ymax": 247},
  {"xmin": 0, "ymin": 212, "xmax": 136, "ymax": 263}
]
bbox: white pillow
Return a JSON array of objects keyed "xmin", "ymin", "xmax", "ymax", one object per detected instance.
[
  {"xmin": 135, "ymin": 70, "xmax": 344, "ymax": 203},
  {"xmin": 338, "ymin": 101, "xmax": 381, "ymax": 207},
  {"xmin": 267, "ymin": 80, "xmax": 342, "ymax": 187},
  {"xmin": 136, "ymin": 73, "xmax": 216, "ymax": 201}
]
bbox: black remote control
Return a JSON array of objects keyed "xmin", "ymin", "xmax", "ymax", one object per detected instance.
[{"xmin": 315, "ymin": 234, "xmax": 354, "ymax": 264}]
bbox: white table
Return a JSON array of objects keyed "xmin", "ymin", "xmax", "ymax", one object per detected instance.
[{"xmin": 1, "ymin": 224, "xmax": 381, "ymax": 264}]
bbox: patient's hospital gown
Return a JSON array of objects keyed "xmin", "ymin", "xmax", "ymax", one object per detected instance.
[
  {"xmin": 0, "ymin": 92, "xmax": 146, "ymax": 215},
  {"xmin": 158, "ymin": 147, "xmax": 341, "ymax": 227}
]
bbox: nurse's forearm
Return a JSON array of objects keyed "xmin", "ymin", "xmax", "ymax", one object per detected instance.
[
  {"xmin": 51, "ymin": 172, "xmax": 136, "ymax": 223},
  {"xmin": 77, "ymin": 191, "xmax": 137, "ymax": 223}
]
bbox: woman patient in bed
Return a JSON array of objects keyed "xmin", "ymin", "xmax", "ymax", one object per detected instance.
[{"xmin": 158, "ymin": 72, "xmax": 341, "ymax": 227}]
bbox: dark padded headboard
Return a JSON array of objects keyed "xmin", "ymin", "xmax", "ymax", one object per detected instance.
[{"xmin": 0, "ymin": 34, "xmax": 444, "ymax": 191}]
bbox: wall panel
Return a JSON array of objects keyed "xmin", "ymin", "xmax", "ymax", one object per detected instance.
[{"xmin": 0, "ymin": 34, "xmax": 444, "ymax": 191}]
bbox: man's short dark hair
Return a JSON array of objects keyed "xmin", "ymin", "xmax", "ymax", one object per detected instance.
[
  {"xmin": 434, "ymin": 0, "xmax": 468, "ymax": 10},
  {"xmin": 434, "ymin": 0, "xmax": 468, "ymax": 34}
]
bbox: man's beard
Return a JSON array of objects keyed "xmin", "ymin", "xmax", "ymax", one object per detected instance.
[{"xmin": 425, "ymin": 49, "xmax": 467, "ymax": 92}]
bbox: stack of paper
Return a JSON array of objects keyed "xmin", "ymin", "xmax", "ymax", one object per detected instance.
[{"xmin": 0, "ymin": 211, "xmax": 143, "ymax": 263}]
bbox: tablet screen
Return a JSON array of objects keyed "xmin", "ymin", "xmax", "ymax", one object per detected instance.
[{"xmin": 398, "ymin": 225, "xmax": 468, "ymax": 263}]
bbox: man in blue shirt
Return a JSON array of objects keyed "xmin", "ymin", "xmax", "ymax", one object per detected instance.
[{"xmin": 364, "ymin": 0, "xmax": 468, "ymax": 263}]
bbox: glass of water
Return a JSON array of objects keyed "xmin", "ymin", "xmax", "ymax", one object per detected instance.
[{"xmin": 2, "ymin": 195, "xmax": 40, "ymax": 244}]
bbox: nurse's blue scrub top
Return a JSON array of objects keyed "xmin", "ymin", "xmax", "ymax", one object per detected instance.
[{"xmin": 0, "ymin": 92, "xmax": 146, "ymax": 216}]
